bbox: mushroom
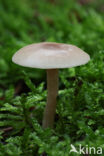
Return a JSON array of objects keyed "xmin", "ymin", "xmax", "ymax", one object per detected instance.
[{"xmin": 12, "ymin": 42, "xmax": 90, "ymax": 129}]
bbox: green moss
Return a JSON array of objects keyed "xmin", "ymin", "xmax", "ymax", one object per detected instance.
[{"xmin": 0, "ymin": 0, "xmax": 104, "ymax": 155}]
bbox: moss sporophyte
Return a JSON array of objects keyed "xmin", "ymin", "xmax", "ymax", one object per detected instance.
[{"xmin": 12, "ymin": 42, "xmax": 90, "ymax": 129}]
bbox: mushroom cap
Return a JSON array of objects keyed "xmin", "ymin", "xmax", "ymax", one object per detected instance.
[{"xmin": 12, "ymin": 42, "xmax": 90, "ymax": 69}]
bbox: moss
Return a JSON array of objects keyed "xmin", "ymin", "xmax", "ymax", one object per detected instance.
[{"xmin": 0, "ymin": 0, "xmax": 104, "ymax": 155}]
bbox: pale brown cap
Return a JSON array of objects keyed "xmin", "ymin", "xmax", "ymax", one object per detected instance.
[{"xmin": 12, "ymin": 42, "xmax": 90, "ymax": 69}]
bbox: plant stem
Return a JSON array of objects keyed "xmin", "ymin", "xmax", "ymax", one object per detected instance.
[{"xmin": 42, "ymin": 69, "xmax": 58, "ymax": 128}]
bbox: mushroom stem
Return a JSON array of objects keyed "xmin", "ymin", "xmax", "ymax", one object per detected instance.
[{"xmin": 42, "ymin": 69, "xmax": 58, "ymax": 128}]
